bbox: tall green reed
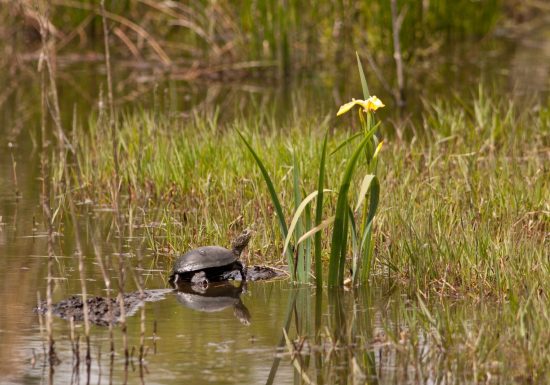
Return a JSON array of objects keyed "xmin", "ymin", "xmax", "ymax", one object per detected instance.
[{"xmin": 240, "ymin": 54, "xmax": 385, "ymax": 287}]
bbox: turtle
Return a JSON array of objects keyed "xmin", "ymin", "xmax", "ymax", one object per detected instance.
[{"xmin": 169, "ymin": 229, "xmax": 252, "ymax": 285}]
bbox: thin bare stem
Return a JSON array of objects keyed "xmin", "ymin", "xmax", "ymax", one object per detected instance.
[
  {"xmin": 117, "ymin": 254, "xmax": 129, "ymax": 370},
  {"xmin": 97, "ymin": 346, "xmax": 102, "ymax": 385},
  {"xmin": 100, "ymin": 0, "xmax": 119, "ymax": 200},
  {"xmin": 8, "ymin": 142, "xmax": 19, "ymax": 197},
  {"xmin": 36, "ymin": 0, "xmax": 56, "ymax": 369},
  {"xmin": 362, "ymin": 48, "xmax": 394, "ymax": 96},
  {"xmin": 89, "ymin": 231, "xmax": 115, "ymax": 356},
  {"xmin": 390, "ymin": 0, "xmax": 407, "ymax": 107},
  {"xmin": 36, "ymin": 291, "xmax": 46, "ymax": 355},
  {"xmin": 153, "ymin": 320, "xmax": 157, "ymax": 355},
  {"xmin": 64, "ymin": 112, "xmax": 92, "ymax": 378},
  {"xmin": 101, "ymin": 2, "xmax": 129, "ymax": 371}
]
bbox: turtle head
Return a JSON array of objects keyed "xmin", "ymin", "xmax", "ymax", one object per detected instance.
[{"xmin": 231, "ymin": 228, "xmax": 253, "ymax": 256}]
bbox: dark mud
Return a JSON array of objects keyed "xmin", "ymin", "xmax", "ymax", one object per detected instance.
[
  {"xmin": 35, "ymin": 290, "xmax": 171, "ymax": 326},
  {"xmin": 35, "ymin": 265, "xmax": 283, "ymax": 326}
]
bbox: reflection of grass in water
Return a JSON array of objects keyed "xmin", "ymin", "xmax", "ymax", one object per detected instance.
[
  {"xmin": 70, "ymin": 89, "xmax": 548, "ymax": 299},
  {"xmin": 278, "ymin": 285, "xmax": 550, "ymax": 384}
]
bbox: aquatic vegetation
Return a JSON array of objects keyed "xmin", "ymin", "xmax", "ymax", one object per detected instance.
[
  {"xmin": 241, "ymin": 56, "xmax": 386, "ymax": 287},
  {"xmin": 269, "ymin": 284, "xmax": 550, "ymax": 384},
  {"xmin": 62, "ymin": 86, "xmax": 549, "ymax": 299},
  {"xmin": 329, "ymin": 57, "xmax": 384, "ymax": 287}
]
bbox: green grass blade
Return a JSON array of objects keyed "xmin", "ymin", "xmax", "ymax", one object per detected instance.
[
  {"xmin": 331, "ymin": 122, "xmax": 380, "ymax": 156},
  {"xmin": 330, "ymin": 131, "xmax": 362, "ymax": 156},
  {"xmin": 364, "ymin": 176, "xmax": 380, "ymax": 230},
  {"xmin": 304, "ymin": 204, "xmax": 312, "ymax": 283},
  {"xmin": 417, "ymin": 293, "xmax": 436, "ymax": 326},
  {"xmin": 293, "ymin": 152, "xmax": 305, "ymax": 282},
  {"xmin": 237, "ymin": 130, "xmax": 288, "ymax": 237},
  {"xmin": 358, "ymin": 176, "xmax": 380, "ymax": 284},
  {"xmin": 328, "ymin": 133, "xmax": 373, "ymax": 287},
  {"xmin": 356, "ymin": 52, "xmax": 370, "ymax": 99},
  {"xmin": 355, "ymin": 174, "xmax": 375, "ymax": 212},
  {"xmin": 348, "ymin": 205, "xmax": 359, "ymax": 279},
  {"xmin": 283, "ymin": 189, "xmax": 332, "ymax": 256},
  {"xmin": 237, "ymin": 130, "xmax": 292, "ymax": 273},
  {"xmin": 315, "ymin": 131, "xmax": 328, "ymax": 288},
  {"xmin": 359, "ymin": 223, "xmax": 373, "ymax": 284},
  {"xmin": 337, "ymin": 204, "xmax": 350, "ymax": 283},
  {"xmin": 297, "ymin": 216, "xmax": 335, "ymax": 249}
]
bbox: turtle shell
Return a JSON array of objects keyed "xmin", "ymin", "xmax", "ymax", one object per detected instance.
[
  {"xmin": 174, "ymin": 282, "xmax": 242, "ymax": 313},
  {"xmin": 175, "ymin": 292, "xmax": 239, "ymax": 313},
  {"xmin": 172, "ymin": 246, "xmax": 238, "ymax": 274}
]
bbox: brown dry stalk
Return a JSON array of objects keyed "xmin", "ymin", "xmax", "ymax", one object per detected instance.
[
  {"xmin": 101, "ymin": 0, "xmax": 129, "ymax": 367},
  {"xmin": 113, "ymin": 27, "xmax": 141, "ymax": 59},
  {"xmin": 64, "ymin": 159, "xmax": 92, "ymax": 366},
  {"xmin": 8, "ymin": 143, "xmax": 19, "ymax": 196},
  {"xmin": 137, "ymin": 0, "xmax": 212, "ymax": 46},
  {"xmin": 36, "ymin": 291, "xmax": 46, "ymax": 357},
  {"xmin": 100, "ymin": 0, "xmax": 119, "ymax": 196},
  {"xmin": 41, "ymin": 0, "xmax": 93, "ymax": 371},
  {"xmin": 53, "ymin": 0, "xmax": 171, "ymax": 65},
  {"xmin": 36, "ymin": 0, "xmax": 56, "ymax": 368},
  {"xmin": 89, "ymin": 233, "xmax": 115, "ymax": 356},
  {"xmin": 390, "ymin": 0, "xmax": 407, "ymax": 107},
  {"xmin": 117, "ymin": 258, "xmax": 129, "ymax": 365},
  {"xmin": 128, "ymin": 247, "xmax": 147, "ymax": 368}
]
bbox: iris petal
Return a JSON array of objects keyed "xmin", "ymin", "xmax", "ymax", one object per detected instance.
[
  {"xmin": 337, "ymin": 96, "xmax": 384, "ymax": 116},
  {"xmin": 336, "ymin": 99, "xmax": 361, "ymax": 116}
]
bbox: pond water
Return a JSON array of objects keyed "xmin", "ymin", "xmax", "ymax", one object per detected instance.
[{"xmin": 0, "ymin": 19, "xmax": 549, "ymax": 385}]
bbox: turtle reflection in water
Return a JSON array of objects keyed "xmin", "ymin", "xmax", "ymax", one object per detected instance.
[
  {"xmin": 169, "ymin": 229, "xmax": 252, "ymax": 286},
  {"xmin": 173, "ymin": 281, "xmax": 251, "ymax": 325}
]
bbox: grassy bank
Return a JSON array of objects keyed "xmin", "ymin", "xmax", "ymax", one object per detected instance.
[{"xmin": 67, "ymin": 91, "xmax": 549, "ymax": 298}]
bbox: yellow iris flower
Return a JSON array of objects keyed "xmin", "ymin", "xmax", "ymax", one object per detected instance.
[{"xmin": 337, "ymin": 96, "xmax": 385, "ymax": 116}]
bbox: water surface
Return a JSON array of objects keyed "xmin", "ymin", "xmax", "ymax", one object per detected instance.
[{"xmin": 0, "ymin": 20, "xmax": 549, "ymax": 385}]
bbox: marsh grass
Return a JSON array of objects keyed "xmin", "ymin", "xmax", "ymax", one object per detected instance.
[{"xmin": 65, "ymin": 89, "xmax": 549, "ymax": 299}]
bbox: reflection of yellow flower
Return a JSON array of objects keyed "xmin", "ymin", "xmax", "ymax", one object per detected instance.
[{"xmin": 337, "ymin": 96, "xmax": 385, "ymax": 116}]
